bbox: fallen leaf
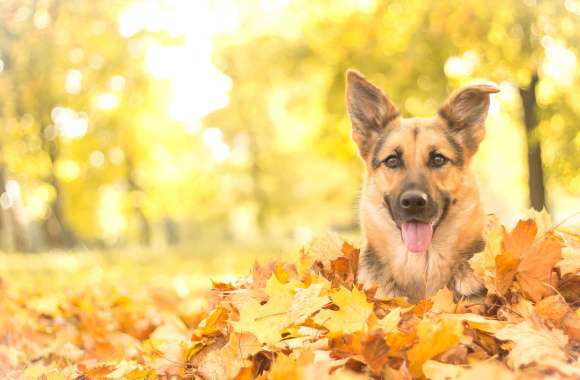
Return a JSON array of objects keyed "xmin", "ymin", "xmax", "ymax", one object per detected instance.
[
  {"xmin": 286, "ymin": 283, "xmax": 330, "ymax": 326},
  {"xmin": 232, "ymin": 292, "xmax": 293, "ymax": 345},
  {"xmin": 314, "ymin": 287, "xmax": 373, "ymax": 336},
  {"xmin": 361, "ymin": 331, "xmax": 389, "ymax": 375},
  {"xmin": 423, "ymin": 360, "xmax": 515, "ymax": 380},
  {"xmin": 430, "ymin": 288, "xmax": 456, "ymax": 313},
  {"xmin": 470, "ymin": 223, "xmax": 505, "ymax": 294},
  {"xmin": 495, "ymin": 320, "xmax": 568, "ymax": 369},
  {"xmin": 517, "ymin": 232, "xmax": 563, "ymax": 302},
  {"xmin": 557, "ymin": 245, "xmax": 580, "ymax": 277},
  {"xmin": 407, "ymin": 317, "xmax": 464, "ymax": 377}
]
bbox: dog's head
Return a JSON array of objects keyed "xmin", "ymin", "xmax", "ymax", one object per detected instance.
[{"xmin": 346, "ymin": 69, "xmax": 498, "ymax": 253}]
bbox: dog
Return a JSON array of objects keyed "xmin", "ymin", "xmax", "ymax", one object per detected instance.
[{"xmin": 346, "ymin": 69, "xmax": 499, "ymax": 302}]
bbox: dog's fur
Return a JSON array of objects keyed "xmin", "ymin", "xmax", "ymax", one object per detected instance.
[{"xmin": 346, "ymin": 69, "xmax": 498, "ymax": 302}]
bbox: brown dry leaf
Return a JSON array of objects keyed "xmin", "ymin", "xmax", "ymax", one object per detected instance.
[
  {"xmin": 407, "ymin": 317, "xmax": 465, "ymax": 377},
  {"xmin": 495, "ymin": 219, "xmax": 538, "ymax": 295},
  {"xmin": 314, "ymin": 287, "xmax": 373, "ymax": 337},
  {"xmin": 495, "ymin": 320, "xmax": 569, "ymax": 369},
  {"xmin": 495, "ymin": 248, "xmax": 520, "ymax": 295},
  {"xmin": 329, "ymin": 332, "xmax": 364, "ymax": 358},
  {"xmin": 535, "ymin": 295, "xmax": 571, "ymax": 325},
  {"xmin": 536, "ymin": 295, "xmax": 580, "ymax": 340},
  {"xmin": 361, "ymin": 331, "xmax": 389, "ymax": 375}
]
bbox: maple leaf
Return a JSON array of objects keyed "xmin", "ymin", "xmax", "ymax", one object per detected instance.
[
  {"xmin": 486, "ymin": 217, "xmax": 563, "ymax": 301},
  {"xmin": 430, "ymin": 287, "xmax": 456, "ymax": 313},
  {"xmin": 361, "ymin": 331, "xmax": 390, "ymax": 376},
  {"xmin": 192, "ymin": 304, "xmax": 229, "ymax": 339},
  {"xmin": 495, "ymin": 320, "xmax": 569, "ymax": 369},
  {"xmin": 407, "ymin": 317, "xmax": 464, "ymax": 377},
  {"xmin": 194, "ymin": 332, "xmax": 261, "ymax": 380},
  {"xmin": 368, "ymin": 307, "xmax": 402, "ymax": 333},
  {"xmin": 286, "ymin": 283, "xmax": 330, "ymax": 326},
  {"xmin": 313, "ymin": 287, "xmax": 373, "ymax": 336},
  {"xmin": 232, "ymin": 295, "xmax": 293, "ymax": 345},
  {"xmin": 495, "ymin": 219, "xmax": 537, "ymax": 295},
  {"xmin": 516, "ymin": 231, "xmax": 563, "ymax": 302}
]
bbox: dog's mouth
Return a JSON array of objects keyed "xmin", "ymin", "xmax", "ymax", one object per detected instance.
[
  {"xmin": 401, "ymin": 221, "xmax": 433, "ymax": 253},
  {"xmin": 385, "ymin": 198, "xmax": 450, "ymax": 253}
]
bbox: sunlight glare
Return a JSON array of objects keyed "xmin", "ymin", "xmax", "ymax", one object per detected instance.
[
  {"xmin": 120, "ymin": 0, "xmax": 238, "ymax": 128},
  {"xmin": 203, "ymin": 127, "xmax": 231, "ymax": 162},
  {"xmin": 65, "ymin": 69, "xmax": 82, "ymax": 95},
  {"xmin": 51, "ymin": 106, "xmax": 89, "ymax": 139},
  {"xmin": 444, "ymin": 51, "xmax": 479, "ymax": 79},
  {"xmin": 541, "ymin": 37, "xmax": 577, "ymax": 86}
]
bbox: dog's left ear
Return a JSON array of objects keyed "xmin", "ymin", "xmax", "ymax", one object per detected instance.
[{"xmin": 439, "ymin": 84, "xmax": 499, "ymax": 155}]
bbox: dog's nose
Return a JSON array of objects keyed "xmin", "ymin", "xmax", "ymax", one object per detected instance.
[{"xmin": 399, "ymin": 190, "xmax": 428, "ymax": 212}]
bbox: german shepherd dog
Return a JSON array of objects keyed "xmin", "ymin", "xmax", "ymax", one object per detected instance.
[{"xmin": 346, "ymin": 69, "xmax": 499, "ymax": 302}]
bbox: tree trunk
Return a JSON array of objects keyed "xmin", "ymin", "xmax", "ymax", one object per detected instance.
[
  {"xmin": 125, "ymin": 158, "xmax": 151, "ymax": 246},
  {"xmin": 44, "ymin": 140, "xmax": 78, "ymax": 248},
  {"xmin": 518, "ymin": 72, "xmax": 546, "ymax": 211}
]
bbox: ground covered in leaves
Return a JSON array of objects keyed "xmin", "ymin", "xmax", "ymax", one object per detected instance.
[{"xmin": 1, "ymin": 211, "xmax": 580, "ymax": 379}]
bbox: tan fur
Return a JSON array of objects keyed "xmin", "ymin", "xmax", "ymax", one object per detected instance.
[{"xmin": 346, "ymin": 70, "xmax": 498, "ymax": 302}]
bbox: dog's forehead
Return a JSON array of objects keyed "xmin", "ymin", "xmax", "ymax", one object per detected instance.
[{"xmin": 382, "ymin": 116, "xmax": 445, "ymax": 144}]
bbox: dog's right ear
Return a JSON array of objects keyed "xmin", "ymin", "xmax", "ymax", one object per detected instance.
[{"xmin": 346, "ymin": 69, "xmax": 399, "ymax": 158}]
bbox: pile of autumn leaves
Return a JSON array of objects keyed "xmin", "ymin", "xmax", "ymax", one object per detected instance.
[
  {"xmin": 3, "ymin": 211, "xmax": 580, "ymax": 379},
  {"xmin": 188, "ymin": 211, "xmax": 580, "ymax": 380}
]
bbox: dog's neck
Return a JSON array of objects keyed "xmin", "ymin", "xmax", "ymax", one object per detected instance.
[{"xmin": 359, "ymin": 175, "xmax": 485, "ymax": 300}]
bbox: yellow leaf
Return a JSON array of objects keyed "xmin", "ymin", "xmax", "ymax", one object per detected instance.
[
  {"xmin": 212, "ymin": 332, "xmax": 262, "ymax": 379},
  {"xmin": 370, "ymin": 307, "xmax": 402, "ymax": 333},
  {"xmin": 407, "ymin": 317, "xmax": 464, "ymax": 377},
  {"xmin": 495, "ymin": 320, "xmax": 568, "ymax": 369},
  {"xmin": 232, "ymin": 292, "xmax": 293, "ymax": 345},
  {"xmin": 430, "ymin": 287, "xmax": 456, "ymax": 313},
  {"xmin": 313, "ymin": 287, "xmax": 373, "ymax": 336},
  {"xmin": 286, "ymin": 283, "xmax": 330, "ymax": 326},
  {"xmin": 469, "ymin": 222, "xmax": 504, "ymax": 294},
  {"xmin": 441, "ymin": 313, "xmax": 507, "ymax": 333}
]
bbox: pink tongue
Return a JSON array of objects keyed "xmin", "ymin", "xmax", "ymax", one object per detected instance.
[{"xmin": 402, "ymin": 222, "xmax": 433, "ymax": 253}]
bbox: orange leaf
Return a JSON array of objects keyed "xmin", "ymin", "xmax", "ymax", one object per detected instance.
[
  {"xmin": 362, "ymin": 331, "xmax": 390, "ymax": 375},
  {"xmin": 517, "ymin": 232, "xmax": 563, "ymax": 302}
]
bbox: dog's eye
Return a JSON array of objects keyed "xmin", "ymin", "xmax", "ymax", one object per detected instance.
[
  {"xmin": 383, "ymin": 155, "xmax": 401, "ymax": 168},
  {"xmin": 429, "ymin": 153, "xmax": 448, "ymax": 168}
]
